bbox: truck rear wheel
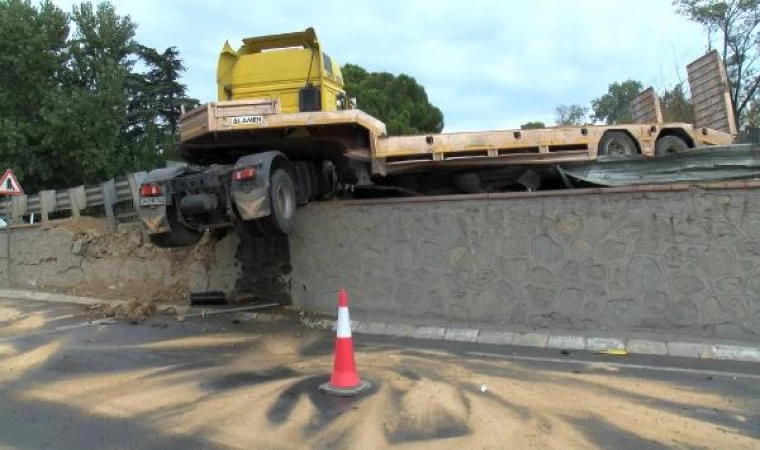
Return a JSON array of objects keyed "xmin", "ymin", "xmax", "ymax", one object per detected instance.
[
  {"xmin": 655, "ymin": 135, "xmax": 690, "ymax": 156},
  {"xmin": 246, "ymin": 167, "xmax": 297, "ymax": 236},
  {"xmin": 598, "ymin": 131, "xmax": 638, "ymax": 158},
  {"xmin": 148, "ymin": 204, "xmax": 203, "ymax": 248}
]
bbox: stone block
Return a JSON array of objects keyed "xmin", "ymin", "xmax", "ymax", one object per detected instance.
[
  {"xmin": 667, "ymin": 342, "xmax": 708, "ymax": 359},
  {"xmin": 444, "ymin": 328, "xmax": 479, "ymax": 342},
  {"xmin": 512, "ymin": 332, "xmax": 550, "ymax": 348},
  {"xmin": 626, "ymin": 339, "xmax": 668, "ymax": 355},
  {"xmin": 711, "ymin": 345, "xmax": 760, "ymax": 363},
  {"xmin": 412, "ymin": 326, "xmax": 447, "ymax": 340},
  {"xmin": 586, "ymin": 337, "xmax": 626, "ymax": 352},
  {"xmin": 477, "ymin": 330, "xmax": 516, "ymax": 345},
  {"xmin": 548, "ymin": 334, "xmax": 586, "ymax": 350}
]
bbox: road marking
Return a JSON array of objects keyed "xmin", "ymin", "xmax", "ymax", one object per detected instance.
[
  {"xmin": 0, "ymin": 319, "xmax": 115, "ymax": 342},
  {"xmin": 466, "ymin": 351, "xmax": 760, "ymax": 381}
]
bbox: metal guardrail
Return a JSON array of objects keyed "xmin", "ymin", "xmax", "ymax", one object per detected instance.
[{"xmin": 1, "ymin": 171, "xmax": 148, "ymax": 233}]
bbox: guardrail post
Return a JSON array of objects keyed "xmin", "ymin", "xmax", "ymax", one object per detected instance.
[
  {"xmin": 68, "ymin": 186, "xmax": 86, "ymax": 218},
  {"xmin": 6, "ymin": 195, "xmax": 26, "ymax": 223},
  {"xmin": 101, "ymin": 179, "xmax": 117, "ymax": 233},
  {"xmin": 39, "ymin": 190, "xmax": 57, "ymax": 222},
  {"xmin": 126, "ymin": 172, "xmax": 147, "ymax": 211}
]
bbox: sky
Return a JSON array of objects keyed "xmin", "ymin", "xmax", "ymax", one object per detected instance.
[{"xmin": 53, "ymin": 0, "xmax": 710, "ymax": 132}]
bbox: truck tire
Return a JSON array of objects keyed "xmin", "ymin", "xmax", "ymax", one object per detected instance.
[
  {"xmin": 598, "ymin": 131, "xmax": 638, "ymax": 158},
  {"xmin": 655, "ymin": 135, "xmax": 690, "ymax": 156},
  {"xmin": 148, "ymin": 204, "xmax": 203, "ymax": 248},
  {"xmin": 253, "ymin": 167, "xmax": 297, "ymax": 235}
]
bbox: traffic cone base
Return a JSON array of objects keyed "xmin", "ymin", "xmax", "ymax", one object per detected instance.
[
  {"xmin": 320, "ymin": 289, "xmax": 372, "ymax": 397},
  {"xmin": 319, "ymin": 379, "xmax": 372, "ymax": 397}
]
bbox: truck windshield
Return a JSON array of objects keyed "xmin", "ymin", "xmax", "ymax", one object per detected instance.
[{"xmin": 322, "ymin": 53, "xmax": 333, "ymax": 75}]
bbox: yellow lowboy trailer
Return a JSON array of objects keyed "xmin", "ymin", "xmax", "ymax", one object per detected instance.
[{"xmin": 138, "ymin": 28, "xmax": 737, "ymax": 247}]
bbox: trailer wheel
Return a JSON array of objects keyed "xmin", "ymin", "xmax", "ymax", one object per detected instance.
[
  {"xmin": 148, "ymin": 204, "xmax": 202, "ymax": 248},
  {"xmin": 255, "ymin": 167, "xmax": 297, "ymax": 235},
  {"xmin": 655, "ymin": 135, "xmax": 690, "ymax": 156},
  {"xmin": 598, "ymin": 131, "xmax": 638, "ymax": 158}
]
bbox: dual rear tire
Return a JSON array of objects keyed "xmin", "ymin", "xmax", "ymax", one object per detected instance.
[
  {"xmin": 598, "ymin": 131, "xmax": 690, "ymax": 158},
  {"xmin": 243, "ymin": 167, "xmax": 297, "ymax": 236}
]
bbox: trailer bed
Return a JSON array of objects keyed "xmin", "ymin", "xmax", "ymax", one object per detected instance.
[{"xmin": 179, "ymin": 100, "xmax": 734, "ymax": 176}]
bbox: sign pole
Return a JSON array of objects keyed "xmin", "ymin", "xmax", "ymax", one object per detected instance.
[
  {"xmin": 5, "ymin": 195, "xmax": 10, "ymax": 286},
  {"xmin": 0, "ymin": 169, "xmax": 24, "ymax": 286}
]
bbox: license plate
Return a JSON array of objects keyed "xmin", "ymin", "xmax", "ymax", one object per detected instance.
[
  {"xmin": 140, "ymin": 196, "xmax": 166, "ymax": 206},
  {"xmin": 231, "ymin": 115, "xmax": 264, "ymax": 126}
]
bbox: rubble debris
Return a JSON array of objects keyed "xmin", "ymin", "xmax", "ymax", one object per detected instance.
[
  {"xmin": 560, "ymin": 144, "xmax": 760, "ymax": 186},
  {"xmin": 176, "ymin": 303, "xmax": 279, "ymax": 321}
]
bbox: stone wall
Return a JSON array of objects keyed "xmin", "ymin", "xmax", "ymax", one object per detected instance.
[
  {"xmin": 4, "ymin": 187, "xmax": 760, "ymax": 342},
  {"xmin": 288, "ymin": 189, "xmax": 760, "ymax": 341},
  {"xmin": 0, "ymin": 220, "xmax": 242, "ymax": 303}
]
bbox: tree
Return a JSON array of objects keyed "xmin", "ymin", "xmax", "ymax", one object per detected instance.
[
  {"xmin": 744, "ymin": 99, "xmax": 760, "ymax": 127},
  {"xmin": 674, "ymin": 0, "xmax": 760, "ymax": 127},
  {"xmin": 127, "ymin": 45, "xmax": 199, "ymax": 166},
  {"xmin": 520, "ymin": 121, "xmax": 546, "ymax": 129},
  {"xmin": 41, "ymin": 1, "xmax": 137, "ymax": 187},
  {"xmin": 555, "ymin": 104, "xmax": 589, "ymax": 126},
  {"xmin": 0, "ymin": 1, "xmax": 197, "ymax": 191},
  {"xmin": 0, "ymin": 0, "xmax": 69, "ymax": 191},
  {"xmin": 661, "ymin": 82, "xmax": 695, "ymax": 122},
  {"xmin": 342, "ymin": 64, "xmax": 444, "ymax": 135},
  {"xmin": 136, "ymin": 45, "xmax": 198, "ymax": 136},
  {"xmin": 591, "ymin": 80, "xmax": 643, "ymax": 124}
]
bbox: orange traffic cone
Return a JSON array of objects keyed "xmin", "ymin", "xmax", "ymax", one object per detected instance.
[{"xmin": 319, "ymin": 289, "xmax": 372, "ymax": 396}]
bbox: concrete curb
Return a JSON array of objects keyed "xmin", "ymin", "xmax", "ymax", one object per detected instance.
[
  {"xmin": 296, "ymin": 315, "xmax": 760, "ymax": 364},
  {"xmin": 0, "ymin": 288, "xmax": 189, "ymax": 314},
  {"xmin": 7, "ymin": 288, "xmax": 758, "ymax": 364},
  {"xmin": 0, "ymin": 288, "xmax": 117, "ymax": 306}
]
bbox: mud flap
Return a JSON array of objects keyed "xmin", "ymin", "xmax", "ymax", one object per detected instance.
[
  {"xmin": 233, "ymin": 187, "xmax": 270, "ymax": 220},
  {"xmin": 139, "ymin": 205, "xmax": 170, "ymax": 234}
]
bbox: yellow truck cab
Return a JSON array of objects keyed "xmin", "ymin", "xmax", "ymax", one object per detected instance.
[{"xmin": 216, "ymin": 27, "xmax": 348, "ymax": 113}]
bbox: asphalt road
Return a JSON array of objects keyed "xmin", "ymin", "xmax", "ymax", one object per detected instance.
[{"xmin": 0, "ymin": 297, "xmax": 758, "ymax": 449}]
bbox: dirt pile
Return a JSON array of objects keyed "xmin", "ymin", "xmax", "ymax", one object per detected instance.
[
  {"xmin": 54, "ymin": 219, "xmax": 222, "ymax": 305},
  {"xmin": 103, "ymin": 299, "xmax": 158, "ymax": 323},
  {"xmin": 385, "ymin": 378, "xmax": 470, "ymax": 443}
]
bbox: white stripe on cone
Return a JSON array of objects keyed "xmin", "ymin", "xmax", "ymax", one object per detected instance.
[{"xmin": 337, "ymin": 306, "xmax": 351, "ymax": 338}]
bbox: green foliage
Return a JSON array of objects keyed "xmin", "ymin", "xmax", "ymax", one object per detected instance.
[
  {"xmin": 135, "ymin": 45, "xmax": 199, "ymax": 136},
  {"xmin": 0, "ymin": 0, "xmax": 69, "ymax": 190},
  {"xmin": 48, "ymin": 2, "xmax": 136, "ymax": 186},
  {"xmin": 674, "ymin": 0, "xmax": 760, "ymax": 127},
  {"xmin": 555, "ymin": 104, "xmax": 589, "ymax": 126},
  {"xmin": 342, "ymin": 64, "xmax": 443, "ymax": 135},
  {"xmin": 743, "ymin": 100, "xmax": 760, "ymax": 128},
  {"xmin": 0, "ymin": 0, "xmax": 197, "ymax": 192},
  {"xmin": 591, "ymin": 80, "xmax": 644, "ymax": 124},
  {"xmin": 661, "ymin": 83, "xmax": 695, "ymax": 122},
  {"xmin": 520, "ymin": 121, "xmax": 546, "ymax": 129}
]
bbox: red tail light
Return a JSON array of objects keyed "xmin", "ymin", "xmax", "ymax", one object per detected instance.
[
  {"xmin": 232, "ymin": 166, "xmax": 257, "ymax": 182},
  {"xmin": 140, "ymin": 183, "xmax": 162, "ymax": 197}
]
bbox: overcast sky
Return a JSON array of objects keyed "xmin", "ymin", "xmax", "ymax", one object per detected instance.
[{"xmin": 53, "ymin": 0, "xmax": 709, "ymax": 131}]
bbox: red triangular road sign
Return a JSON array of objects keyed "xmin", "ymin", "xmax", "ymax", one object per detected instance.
[{"xmin": 0, "ymin": 169, "xmax": 23, "ymax": 195}]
